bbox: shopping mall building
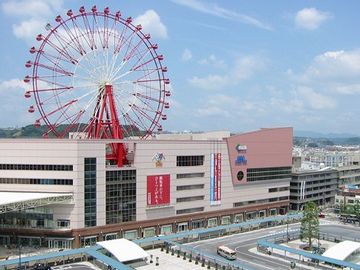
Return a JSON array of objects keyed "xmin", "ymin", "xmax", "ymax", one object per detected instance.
[{"xmin": 0, "ymin": 127, "xmax": 292, "ymax": 249}]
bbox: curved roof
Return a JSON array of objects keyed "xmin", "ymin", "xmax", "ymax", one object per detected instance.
[
  {"xmin": 0, "ymin": 192, "xmax": 73, "ymax": 213},
  {"xmin": 97, "ymin": 238, "xmax": 148, "ymax": 262},
  {"xmin": 323, "ymin": 240, "xmax": 360, "ymax": 261}
]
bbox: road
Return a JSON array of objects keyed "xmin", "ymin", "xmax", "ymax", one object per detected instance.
[{"xmin": 185, "ymin": 221, "xmax": 360, "ymax": 270}]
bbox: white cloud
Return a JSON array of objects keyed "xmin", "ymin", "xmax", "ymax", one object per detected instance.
[
  {"xmin": 189, "ymin": 55, "xmax": 265, "ymax": 90},
  {"xmin": 1, "ymin": 0, "xmax": 62, "ymax": 18},
  {"xmin": 295, "ymin": 8, "xmax": 331, "ymax": 30},
  {"xmin": 0, "ymin": 78, "xmax": 34, "ymax": 127},
  {"xmin": 199, "ymin": 54, "xmax": 226, "ymax": 69},
  {"xmin": 335, "ymin": 84, "xmax": 360, "ymax": 95},
  {"xmin": 181, "ymin": 49, "xmax": 192, "ymax": 62},
  {"xmin": 303, "ymin": 50, "xmax": 360, "ymax": 81},
  {"xmin": 134, "ymin": 10, "xmax": 168, "ymax": 39},
  {"xmin": 172, "ymin": 0, "xmax": 272, "ymax": 31},
  {"xmin": 12, "ymin": 18, "xmax": 47, "ymax": 40},
  {"xmin": 296, "ymin": 86, "xmax": 336, "ymax": 109},
  {"xmin": 190, "ymin": 74, "xmax": 231, "ymax": 90},
  {"xmin": 2, "ymin": 0, "xmax": 64, "ymax": 43}
]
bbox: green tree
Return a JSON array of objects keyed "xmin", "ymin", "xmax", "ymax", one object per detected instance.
[
  {"xmin": 353, "ymin": 200, "xmax": 360, "ymax": 226},
  {"xmin": 300, "ymin": 202, "xmax": 319, "ymax": 250}
]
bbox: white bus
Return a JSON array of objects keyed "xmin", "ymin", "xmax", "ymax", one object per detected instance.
[{"xmin": 217, "ymin": 245, "xmax": 236, "ymax": 260}]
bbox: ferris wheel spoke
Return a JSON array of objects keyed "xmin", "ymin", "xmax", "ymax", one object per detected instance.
[
  {"xmin": 110, "ymin": 47, "xmax": 153, "ymax": 82},
  {"xmin": 136, "ymin": 81, "xmax": 163, "ymax": 92},
  {"xmin": 37, "ymin": 77, "xmax": 72, "ymax": 89},
  {"xmin": 36, "ymin": 62, "xmax": 73, "ymax": 76},
  {"xmin": 38, "ymin": 52, "xmax": 73, "ymax": 73},
  {"xmin": 51, "ymin": 28, "xmax": 85, "ymax": 59},
  {"xmin": 114, "ymin": 19, "xmax": 131, "ymax": 54},
  {"xmin": 133, "ymin": 92, "xmax": 160, "ymax": 104},
  {"xmin": 127, "ymin": 47, "xmax": 153, "ymax": 72},
  {"xmin": 124, "ymin": 110, "xmax": 148, "ymax": 134},
  {"xmin": 29, "ymin": 86, "xmax": 72, "ymax": 93},
  {"xmin": 92, "ymin": 13, "xmax": 106, "ymax": 49},
  {"xmin": 68, "ymin": 16, "xmax": 92, "ymax": 50},
  {"xmin": 59, "ymin": 18, "xmax": 87, "ymax": 55},
  {"xmin": 130, "ymin": 104, "xmax": 157, "ymax": 127},
  {"xmin": 43, "ymin": 38, "xmax": 78, "ymax": 64},
  {"xmin": 40, "ymin": 50, "xmax": 75, "ymax": 66}
]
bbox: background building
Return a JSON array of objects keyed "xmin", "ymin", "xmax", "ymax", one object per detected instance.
[
  {"xmin": 0, "ymin": 127, "xmax": 292, "ymax": 248},
  {"xmin": 290, "ymin": 168, "xmax": 338, "ymax": 211}
]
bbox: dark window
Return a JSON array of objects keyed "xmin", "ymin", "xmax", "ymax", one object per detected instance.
[
  {"xmin": 176, "ymin": 156, "xmax": 204, "ymax": 166},
  {"xmin": 0, "ymin": 164, "xmax": 73, "ymax": 171},
  {"xmin": 106, "ymin": 170, "xmax": 136, "ymax": 224},
  {"xmin": 176, "ymin": 184, "xmax": 204, "ymax": 191},
  {"xmin": 176, "ymin": 207, "xmax": 204, "ymax": 215},
  {"xmin": 247, "ymin": 166, "xmax": 291, "ymax": 182},
  {"xmin": 84, "ymin": 158, "xmax": 96, "ymax": 227},
  {"xmin": 176, "ymin": 196, "xmax": 204, "ymax": 203},
  {"xmin": 176, "ymin": 172, "xmax": 205, "ymax": 179},
  {"xmin": 0, "ymin": 178, "xmax": 73, "ymax": 185}
]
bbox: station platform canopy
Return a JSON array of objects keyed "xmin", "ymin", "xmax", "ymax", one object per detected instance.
[
  {"xmin": 322, "ymin": 240, "xmax": 360, "ymax": 261},
  {"xmin": 0, "ymin": 192, "xmax": 73, "ymax": 214},
  {"xmin": 97, "ymin": 238, "xmax": 149, "ymax": 263}
]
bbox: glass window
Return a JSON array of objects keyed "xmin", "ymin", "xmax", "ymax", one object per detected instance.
[
  {"xmin": 208, "ymin": 217, "xmax": 218, "ymax": 228},
  {"xmin": 143, "ymin": 227, "xmax": 156, "ymax": 238},
  {"xmin": 221, "ymin": 216, "xmax": 231, "ymax": 225},
  {"xmin": 234, "ymin": 214, "xmax": 243, "ymax": 223},
  {"xmin": 176, "ymin": 156, "xmax": 204, "ymax": 166},
  {"xmin": 177, "ymin": 222, "xmax": 188, "ymax": 232},
  {"xmin": 176, "ymin": 184, "xmax": 204, "ymax": 191},
  {"xmin": 160, "ymin": 225, "xmax": 172, "ymax": 235},
  {"xmin": 176, "ymin": 172, "xmax": 205, "ymax": 179},
  {"xmin": 124, "ymin": 230, "xmax": 138, "ymax": 240}
]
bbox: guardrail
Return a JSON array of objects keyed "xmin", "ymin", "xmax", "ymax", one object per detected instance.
[{"xmin": 257, "ymin": 235, "xmax": 360, "ymax": 270}]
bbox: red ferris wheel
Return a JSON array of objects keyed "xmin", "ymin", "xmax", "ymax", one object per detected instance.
[{"xmin": 24, "ymin": 6, "xmax": 170, "ymax": 166}]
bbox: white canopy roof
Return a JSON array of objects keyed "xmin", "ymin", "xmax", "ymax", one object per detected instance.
[
  {"xmin": 0, "ymin": 192, "xmax": 73, "ymax": 213},
  {"xmin": 323, "ymin": 240, "xmax": 360, "ymax": 261},
  {"xmin": 97, "ymin": 238, "xmax": 148, "ymax": 262}
]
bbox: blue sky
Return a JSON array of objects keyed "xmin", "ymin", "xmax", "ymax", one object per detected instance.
[{"xmin": 1, "ymin": 0, "xmax": 360, "ymax": 135}]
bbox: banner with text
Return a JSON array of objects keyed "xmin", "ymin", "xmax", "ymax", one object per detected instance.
[
  {"xmin": 147, "ymin": 174, "xmax": 170, "ymax": 206},
  {"xmin": 210, "ymin": 153, "xmax": 221, "ymax": 205}
]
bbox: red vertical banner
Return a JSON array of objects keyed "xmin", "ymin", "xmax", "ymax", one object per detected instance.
[
  {"xmin": 147, "ymin": 174, "xmax": 170, "ymax": 206},
  {"xmin": 214, "ymin": 153, "xmax": 218, "ymax": 201},
  {"xmin": 217, "ymin": 153, "xmax": 221, "ymax": 200}
]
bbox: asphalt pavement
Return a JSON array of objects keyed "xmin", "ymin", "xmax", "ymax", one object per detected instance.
[{"xmin": 185, "ymin": 220, "xmax": 360, "ymax": 270}]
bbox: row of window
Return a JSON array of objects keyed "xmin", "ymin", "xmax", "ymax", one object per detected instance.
[
  {"xmin": 269, "ymin": 186, "xmax": 289, "ymax": 193},
  {"xmin": 0, "ymin": 178, "xmax": 73, "ymax": 185},
  {"xmin": 176, "ymin": 184, "xmax": 204, "ymax": 191},
  {"xmin": 176, "ymin": 207, "xmax": 204, "ymax": 215},
  {"xmin": 247, "ymin": 166, "xmax": 292, "ymax": 182},
  {"xmin": 176, "ymin": 172, "xmax": 205, "ymax": 179},
  {"xmin": 0, "ymin": 164, "xmax": 73, "ymax": 171},
  {"xmin": 176, "ymin": 156, "xmax": 204, "ymax": 167},
  {"xmin": 176, "ymin": 195, "xmax": 205, "ymax": 203}
]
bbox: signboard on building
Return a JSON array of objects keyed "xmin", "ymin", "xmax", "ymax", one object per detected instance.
[
  {"xmin": 147, "ymin": 174, "xmax": 170, "ymax": 206},
  {"xmin": 210, "ymin": 153, "xmax": 221, "ymax": 205}
]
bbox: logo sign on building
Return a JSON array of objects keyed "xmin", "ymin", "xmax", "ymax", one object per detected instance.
[
  {"xmin": 147, "ymin": 174, "xmax": 170, "ymax": 206},
  {"xmin": 210, "ymin": 153, "xmax": 221, "ymax": 205},
  {"xmin": 236, "ymin": 144, "xmax": 247, "ymax": 153},
  {"xmin": 152, "ymin": 153, "xmax": 165, "ymax": 168},
  {"xmin": 235, "ymin": 155, "xmax": 247, "ymax": 165}
]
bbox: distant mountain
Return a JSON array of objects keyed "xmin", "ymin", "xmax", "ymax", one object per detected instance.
[
  {"xmin": 0, "ymin": 124, "xmax": 143, "ymax": 138},
  {"xmin": 295, "ymin": 130, "xmax": 358, "ymax": 138}
]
